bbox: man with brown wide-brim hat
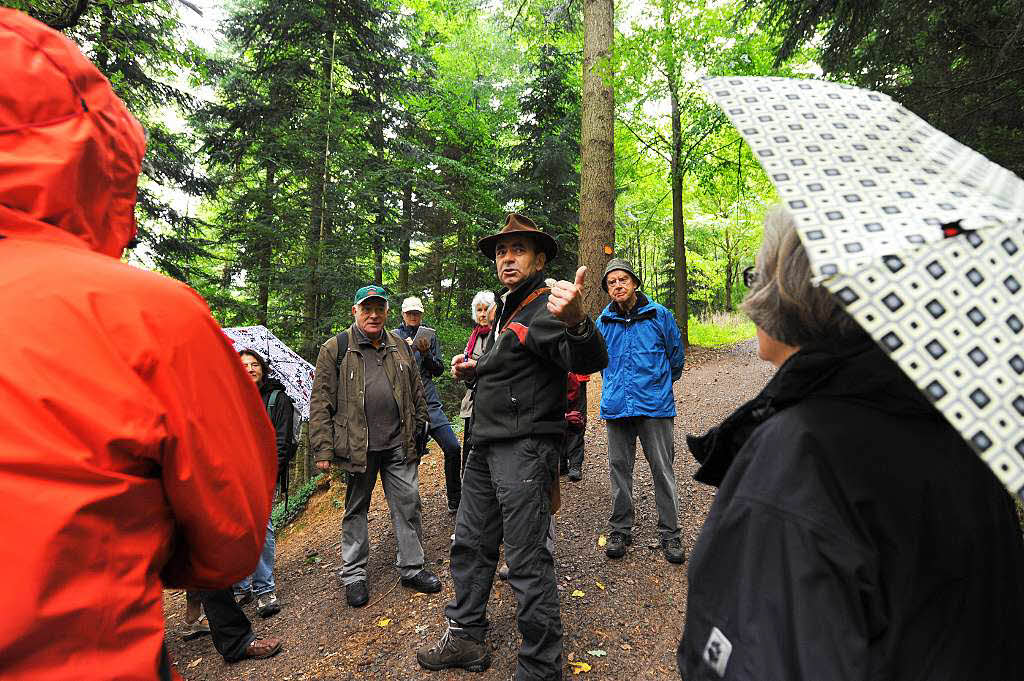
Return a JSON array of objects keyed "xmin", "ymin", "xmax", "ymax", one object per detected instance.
[
  {"xmin": 418, "ymin": 213, "xmax": 608, "ymax": 680},
  {"xmin": 477, "ymin": 212, "xmax": 559, "ymax": 262}
]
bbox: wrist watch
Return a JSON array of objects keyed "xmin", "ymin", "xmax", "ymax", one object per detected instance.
[{"xmin": 568, "ymin": 318, "xmax": 589, "ymax": 335}]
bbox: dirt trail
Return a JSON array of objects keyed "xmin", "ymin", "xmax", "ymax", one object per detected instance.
[{"xmin": 163, "ymin": 340, "xmax": 774, "ymax": 680}]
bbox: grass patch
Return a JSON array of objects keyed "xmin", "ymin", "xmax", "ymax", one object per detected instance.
[{"xmin": 688, "ymin": 312, "xmax": 756, "ymax": 347}]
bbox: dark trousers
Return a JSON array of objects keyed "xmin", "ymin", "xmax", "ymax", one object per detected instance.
[
  {"xmin": 446, "ymin": 436, "xmax": 563, "ymax": 681},
  {"xmin": 461, "ymin": 418, "xmax": 472, "ymax": 474},
  {"xmin": 432, "ymin": 423, "xmax": 463, "ymax": 509},
  {"xmin": 199, "ymin": 588, "xmax": 254, "ymax": 662}
]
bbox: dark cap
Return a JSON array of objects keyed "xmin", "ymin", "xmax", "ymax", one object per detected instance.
[{"xmin": 601, "ymin": 258, "xmax": 642, "ymax": 292}]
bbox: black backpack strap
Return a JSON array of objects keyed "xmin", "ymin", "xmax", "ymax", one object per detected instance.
[
  {"xmin": 267, "ymin": 389, "xmax": 281, "ymax": 410},
  {"xmin": 334, "ymin": 330, "xmax": 350, "ymax": 369}
]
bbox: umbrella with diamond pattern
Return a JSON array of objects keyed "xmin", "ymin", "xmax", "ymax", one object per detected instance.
[{"xmin": 703, "ymin": 76, "xmax": 1024, "ymax": 498}]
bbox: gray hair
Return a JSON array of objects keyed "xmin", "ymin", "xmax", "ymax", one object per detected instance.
[
  {"xmin": 741, "ymin": 206, "xmax": 863, "ymax": 347},
  {"xmin": 470, "ymin": 290, "xmax": 495, "ymax": 322}
]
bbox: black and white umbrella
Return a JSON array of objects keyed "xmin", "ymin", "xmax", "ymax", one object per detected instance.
[
  {"xmin": 222, "ymin": 325, "xmax": 314, "ymax": 419},
  {"xmin": 703, "ymin": 76, "xmax": 1024, "ymax": 498}
]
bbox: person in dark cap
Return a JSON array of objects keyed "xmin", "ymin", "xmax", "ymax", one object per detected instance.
[
  {"xmin": 417, "ymin": 213, "xmax": 608, "ymax": 680},
  {"xmin": 596, "ymin": 258, "xmax": 686, "ymax": 564},
  {"xmin": 309, "ymin": 285, "xmax": 441, "ymax": 608}
]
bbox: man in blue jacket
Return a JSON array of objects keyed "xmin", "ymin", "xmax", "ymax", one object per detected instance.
[{"xmin": 596, "ymin": 258, "xmax": 686, "ymax": 564}]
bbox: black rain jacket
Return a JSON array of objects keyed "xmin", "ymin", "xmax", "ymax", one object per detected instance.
[
  {"xmin": 678, "ymin": 340, "xmax": 1024, "ymax": 681},
  {"xmin": 471, "ymin": 271, "xmax": 608, "ymax": 445}
]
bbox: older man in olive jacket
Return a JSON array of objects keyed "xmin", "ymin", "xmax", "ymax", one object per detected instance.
[{"xmin": 310, "ymin": 285, "xmax": 440, "ymax": 608}]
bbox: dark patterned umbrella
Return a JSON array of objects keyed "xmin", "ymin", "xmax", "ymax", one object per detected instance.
[
  {"xmin": 222, "ymin": 325, "xmax": 314, "ymax": 419},
  {"xmin": 704, "ymin": 76, "xmax": 1024, "ymax": 498}
]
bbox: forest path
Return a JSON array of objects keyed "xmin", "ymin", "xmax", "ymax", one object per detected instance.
[{"xmin": 163, "ymin": 340, "xmax": 774, "ymax": 680}]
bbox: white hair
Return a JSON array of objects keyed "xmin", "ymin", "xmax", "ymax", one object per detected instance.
[{"xmin": 470, "ymin": 290, "xmax": 495, "ymax": 322}]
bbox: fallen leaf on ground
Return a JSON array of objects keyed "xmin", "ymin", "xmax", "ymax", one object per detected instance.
[
  {"xmin": 597, "ymin": 535, "xmax": 607, "ymax": 547},
  {"xmin": 595, "ymin": 581, "xmax": 605, "ymax": 590},
  {"xmin": 571, "ymin": 589, "xmax": 585, "ymax": 598},
  {"xmin": 570, "ymin": 661, "xmax": 592, "ymax": 674},
  {"xmin": 187, "ymin": 658, "xmax": 202, "ymax": 669},
  {"xmin": 587, "ymin": 650, "xmax": 607, "ymax": 657},
  {"xmin": 377, "ymin": 618, "xmax": 391, "ymax": 628},
  {"xmin": 620, "ymin": 643, "xmax": 633, "ymax": 651}
]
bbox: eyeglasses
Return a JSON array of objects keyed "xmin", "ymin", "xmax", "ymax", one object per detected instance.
[{"xmin": 742, "ymin": 266, "xmax": 759, "ymax": 288}]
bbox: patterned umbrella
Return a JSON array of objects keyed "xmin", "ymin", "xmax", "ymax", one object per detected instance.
[
  {"xmin": 703, "ymin": 76, "xmax": 1024, "ymax": 498},
  {"xmin": 222, "ymin": 325, "xmax": 314, "ymax": 419}
]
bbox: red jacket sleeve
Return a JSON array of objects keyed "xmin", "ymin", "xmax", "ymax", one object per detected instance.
[{"xmin": 149, "ymin": 288, "xmax": 278, "ymax": 589}]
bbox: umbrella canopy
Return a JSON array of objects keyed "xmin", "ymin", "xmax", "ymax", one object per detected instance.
[
  {"xmin": 703, "ymin": 76, "xmax": 1024, "ymax": 498},
  {"xmin": 223, "ymin": 325, "xmax": 314, "ymax": 419}
]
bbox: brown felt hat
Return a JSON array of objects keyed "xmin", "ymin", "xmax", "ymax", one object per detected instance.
[{"xmin": 477, "ymin": 213, "xmax": 559, "ymax": 262}]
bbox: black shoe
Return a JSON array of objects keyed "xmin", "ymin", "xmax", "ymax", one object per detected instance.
[
  {"xmin": 662, "ymin": 536, "xmax": 686, "ymax": 564},
  {"xmin": 497, "ymin": 563, "xmax": 509, "ymax": 581},
  {"xmin": 567, "ymin": 468, "xmax": 582, "ymax": 482},
  {"xmin": 605, "ymin": 531, "xmax": 632, "ymax": 559},
  {"xmin": 234, "ymin": 589, "xmax": 254, "ymax": 607},
  {"xmin": 447, "ymin": 503, "xmax": 459, "ymax": 515},
  {"xmin": 401, "ymin": 569, "xmax": 442, "ymax": 594},
  {"xmin": 256, "ymin": 592, "xmax": 281, "ymax": 618},
  {"xmin": 346, "ymin": 580, "xmax": 369, "ymax": 608},
  {"xmin": 417, "ymin": 629, "xmax": 491, "ymax": 672}
]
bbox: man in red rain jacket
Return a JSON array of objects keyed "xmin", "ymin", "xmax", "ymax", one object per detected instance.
[{"xmin": 0, "ymin": 9, "xmax": 279, "ymax": 680}]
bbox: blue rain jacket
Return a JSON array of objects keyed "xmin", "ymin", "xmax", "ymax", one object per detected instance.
[{"xmin": 597, "ymin": 293, "xmax": 684, "ymax": 419}]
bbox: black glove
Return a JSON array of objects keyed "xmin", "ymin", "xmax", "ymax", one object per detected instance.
[{"xmin": 414, "ymin": 422, "xmax": 430, "ymax": 459}]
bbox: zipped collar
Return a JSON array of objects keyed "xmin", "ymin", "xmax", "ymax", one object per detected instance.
[
  {"xmin": 496, "ymin": 271, "xmax": 547, "ymax": 328},
  {"xmin": 600, "ymin": 292, "xmax": 655, "ymax": 323}
]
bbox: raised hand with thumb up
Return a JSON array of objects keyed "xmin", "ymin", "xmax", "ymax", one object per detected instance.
[{"xmin": 547, "ymin": 265, "xmax": 587, "ymax": 327}]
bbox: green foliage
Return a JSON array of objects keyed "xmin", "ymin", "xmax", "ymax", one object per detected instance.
[
  {"xmin": 272, "ymin": 474, "xmax": 325, "ymax": 530},
  {"xmin": 688, "ymin": 313, "xmax": 757, "ymax": 347},
  {"xmin": 754, "ymin": 0, "xmax": 1024, "ymax": 178}
]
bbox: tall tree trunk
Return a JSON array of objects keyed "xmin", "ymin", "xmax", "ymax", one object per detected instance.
[
  {"xmin": 579, "ymin": 0, "xmax": 615, "ymax": 320},
  {"xmin": 668, "ymin": 75, "xmax": 689, "ymax": 345},
  {"xmin": 302, "ymin": 26, "xmax": 335, "ymax": 360},
  {"xmin": 398, "ymin": 181, "xmax": 412, "ymax": 293},
  {"xmin": 256, "ymin": 162, "xmax": 276, "ymax": 327}
]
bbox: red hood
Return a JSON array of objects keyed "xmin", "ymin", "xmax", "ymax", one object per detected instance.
[{"xmin": 0, "ymin": 9, "xmax": 146, "ymax": 257}]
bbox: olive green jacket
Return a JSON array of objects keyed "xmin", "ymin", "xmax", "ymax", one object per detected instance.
[{"xmin": 309, "ymin": 325, "xmax": 428, "ymax": 473}]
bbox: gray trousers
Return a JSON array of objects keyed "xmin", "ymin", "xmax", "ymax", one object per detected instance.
[
  {"xmin": 446, "ymin": 436, "xmax": 563, "ymax": 681},
  {"xmin": 339, "ymin": 446, "xmax": 425, "ymax": 584},
  {"xmin": 606, "ymin": 416, "xmax": 681, "ymax": 540}
]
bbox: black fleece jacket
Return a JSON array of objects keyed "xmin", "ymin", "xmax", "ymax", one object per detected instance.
[
  {"xmin": 471, "ymin": 271, "xmax": 608, "ymax": 445},
  {"xmin": 259, "ymin": 377, "xmax": 294, "ymax": 471}
]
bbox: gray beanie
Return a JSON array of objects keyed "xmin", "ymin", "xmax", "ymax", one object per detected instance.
[{"xmin": 601, "ymin": 258, "xmax": 642, "ymax": 292}]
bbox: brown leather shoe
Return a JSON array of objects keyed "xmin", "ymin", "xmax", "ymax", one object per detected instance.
[{"xmin": 243, "ymin": 637, "xmax": 283, "ymax": 659}]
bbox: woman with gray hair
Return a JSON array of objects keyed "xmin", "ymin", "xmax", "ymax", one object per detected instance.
[
  {"xmin": 677, "ymin": 207, "xmax": 1024, "ymax": 680},
  {"xmin": 457, "ymin": 291, "xmax": 495, "ymax": 477}
]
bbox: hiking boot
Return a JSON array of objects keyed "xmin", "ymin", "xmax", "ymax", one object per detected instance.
[
  {"xmin": 605, "ymin": 531, "xmax": 632, "ymax": 559},
  {"xmin": 241, "ymin": 636, "xmax": 283, "ymax": 660},
  {"xmin": 234, "ymin": 589, "xmax": 254, "ymax": 607},
  {"xmin": 401, "ymin": 569, "xmax": 442, "ymax": 594},
  {"xmin": 567, "ymin": 468, "xmax": 582, "ymax": 482},
  {"xmin": 662, "ymin": 536, "xmax": 686, "ymax": 564},
  {"xmin": 417, "ymin": 628, "xmax": 491, "ymax": 672},
  {"xmin": 346, "ymin": 580, "xmax": 369, "ymax": 608},
  {"xmin": 181, "ymin": 614, "xmax": 210, "ymax": 641},
  {"xmin": 256, "ymin": 592, "xmax": 281, "ymax": 618}
]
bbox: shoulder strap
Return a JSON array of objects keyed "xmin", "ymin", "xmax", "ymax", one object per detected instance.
[
  {"xmin": 499, "ymin": 287, "xmax": 551, "ymax": 335},
  {"xmin": 334, "ymin": 330, "xmax": 351, "ymax": 369},
  {"xmin": 268, "ymin": 389, "xmax": 281, "ymax": 409}
]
